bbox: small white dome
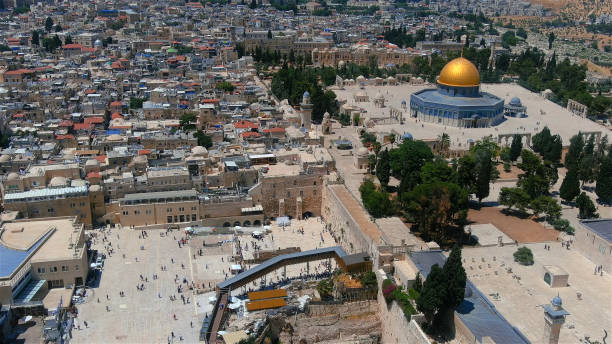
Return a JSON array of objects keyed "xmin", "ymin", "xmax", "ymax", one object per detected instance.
[
  {"xmin": 357, "ymin": 147, "xmax": 369, "ymax": 156},
  {"xmin": 89, "ymin": 184, "xmax": 102, "ymax": 192},
  {"xmin": 7, "ymin": 172, "xmax": 19, "ymax": 181},
  {"xmin": 191, "ymin": 146, "xmax": 208, "ymax": 156},
  {"xmin": 107, "ymin": 134, "xmax": 122, "ymax": 141},
  {"xmin": 49, "ymin": 176, "xmax": 68, "ymax": 187},
  {"xmin": 85, "ymin": 159, "xmax": 100, "ymax": 167}
]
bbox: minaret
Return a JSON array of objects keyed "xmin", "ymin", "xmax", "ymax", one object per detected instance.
[
  {"xmin": 300, "ymin": 91, "xmax": 312, "ymax": 130},
  {"xmin": 543, "ymin": 295, "xmax": 569, "ymax": 344}
]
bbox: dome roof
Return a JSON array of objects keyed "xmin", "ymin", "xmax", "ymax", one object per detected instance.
[
  {"xmin": 357, "ymin": 147, "xmax": 369, "ymax": 156},
  {"xmin": 552, "ymin": 295, "xmax": 562, "ymax": 307},
  {"xmin": 49, "ymin": 176, "xmax": 68, "ymax": 187},
  {"xmin": 85, "ymin": 159, "xmax": 100, "ymax": 167},
  {"xmin": 107, "ymin": 134, "xmax": 122, "ymax": 141},
  {"xmin": 437, "ymin": 57, "xmax": 480, "ymax": 87},
  {"xmin": 509, "ymin": 97, "xmax": 522, "ymax": 106},
  {"xmin": 7, "ymin": 172, "xmax": 19, "ymax": 181},
  {"xmin": 71, "ymin": 179, "xmax": 86, "ymax": 187},
  {"xmin": 374, "ymin": 91, "xmax": 384, "ymax": 100},
  {"xmin": 303, "ymin": 91, "xmax": 310, "ymax": 97},
  {"xmin": 89, "ymin": 185, "xmax": 102, "ymax": 192},
  {"xmin": 191, "ymin": 146, "xmax": 208, "ymax": 156}
]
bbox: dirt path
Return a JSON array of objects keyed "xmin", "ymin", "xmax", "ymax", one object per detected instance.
[{"xmin": 468, "ymin": 206, "xmax": 560, "ymax": 243}]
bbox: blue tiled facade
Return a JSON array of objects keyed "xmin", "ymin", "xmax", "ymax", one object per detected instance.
[{"xmin": 410, "ymin": 83, "xmax": 505, "ymax": 128}]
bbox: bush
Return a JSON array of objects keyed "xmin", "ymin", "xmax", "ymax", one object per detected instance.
[
  {"xmin": 359, "ymin": 271, "xmax": 378, "ymax": 291},
  {"xmin": 317, "ymin": 279, "xmax": 333, "ymax": 299},
  {"xmin": 383, "ymin": 284, "xmax": 397, "ymax": 302},
  {"xmin": 382, "ymin": 278, "xmax": 393, "ymax": 289},
  {"xmin": 503, "ymin": 162, "xmax": 511, "ymax": 172},
  {"xmin": 392, "ymin": 289, "xmax": 417, "ymax": 320},
  {"xmin": 513, "ymin": 247, "xmax": 534, "ymax": 265},
  {"xmin": 551, "ymin": 218, "xmax": 575, "ymax": 234},
  {"xmin": 408, "ymin": 288, "xmax": 420, "ymax": 300}
]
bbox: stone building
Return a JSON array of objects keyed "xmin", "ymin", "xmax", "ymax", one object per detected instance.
[
  {"xmin": 574, "ymin": 219, "xmax": 612, "ymax": 273},
  {"xmin": 312, "ymin": 45, "xmax": 417, "ymax": 68},
  {"xmin": 0, "ymin": 217, "xmax": 89, "ymax": 305},
  {"xmin": 250, "ymin": 166, "xmax": 323, "ymax": 220},
  {"xmin": 410, "ymin": 57, "xmax": 504, "ymax": 128}
]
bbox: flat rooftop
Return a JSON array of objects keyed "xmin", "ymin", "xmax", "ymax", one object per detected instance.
[
  {"xmin": 462, "ymin": 243, "xmax": 612, "ymax": 343},
  {"xmin": 580, "ymin": 219, "xmax": 612, "ymax": 243}
]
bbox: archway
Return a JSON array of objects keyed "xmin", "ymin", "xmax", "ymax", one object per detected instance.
[
  {"xmin": 253, "ymin": 220, "xmax": 261, "ymax": 227},
  {"xmin": 234, "ymin": 221, "xmax": 241, "ymax": 227},
  {"xmin": 544, "ymin": 272, "xmax": 552, "ymax": 286},
  {"xmin": 243, "ymin": 221, "xmax": 251, "ymax": 227},
  {"xmin": 223, "ymin": 222, "xmax": 231, "ymax": 228},
  {"xmin": 302, "ymin": 211, "xmax": 314, "ymax": 219}
]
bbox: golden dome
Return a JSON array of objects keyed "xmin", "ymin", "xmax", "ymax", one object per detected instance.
[{"xmin": 437, "ymin": 57, "xmax": 480, "ymax": 87}]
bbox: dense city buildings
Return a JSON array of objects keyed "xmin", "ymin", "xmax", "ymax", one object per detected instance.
[{"xmin": 0, "ymin": 0, "xmax": 610, "ymax": 343}]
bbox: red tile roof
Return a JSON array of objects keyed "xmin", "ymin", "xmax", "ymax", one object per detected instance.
[
  {"xmin": 86, "ymin": 172, "xmax": 101, "ymax": 179},
  {"xmin": 263, "ymin": 127, "xmax": 285, "ymax": 133},
  {"xmin": 63, "ymin": 43, "xmax": 84, "ymax": 50},
  {"xmin": 94, "ymin": 155, "xmax": 107, "ymax": 163},
  {"xmin": 111, "ymin": 112, "xmax": 124, "ymax": 120},
  {"xmin": 74, "ymin": 123, "xmax": 92, "ymax": 130},
  {"xmin": 138, "ymin": 149, "xmax": 151, "ymax": 155},
  {"xmin": 84, "ymin": 117, "xmax": 104, "ymax": 124},
  {"xmin": 59, "ymin": 120, "xmax": 74, "ymax": 127},
  {"xmin": 242, "ymin": 131, "xmax": 261, "ymax": 138},
  {"xmin": 233, "ymin": 120, "xmax": 258, "ymax": 129},
  {"xmin": 110, "ymin": 101, "xmax": 123, "ymax": 106}
]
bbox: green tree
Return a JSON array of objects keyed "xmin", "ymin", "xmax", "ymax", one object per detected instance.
[
  {"xmin": 249, "ymin": 0, "xmax": 257, "ymax": 9},
  {"xmin": 376, "ymin": 148, "xmax": 391, "ymax": 187},
  {"xmin": 548, "ymin": 32, "xmax": 555, "ymax": 49},
  {"xmin": 529, "ymin": 195, "xmax": 561, "ymax": 221},
  {"xmin": 179, "ymin": 113, "xmax": 197, "ymax": 131},
  {"xmin": 559, "ymin": 168, "xmax": 580, "ymax": 202},
  {"xmin": 513, "ymin": 247, "xmax": 534, "ymax": 265},
  {"xmin": 45, "ymin": 17, "xmax": 54, "ymax": 33},
  {"xmin": 267, "ymin": 29, "xmax": 272, "ymax": 39},
  {"xmin": 406, "ymin": 182, "xmax": 468, "ymax": 243},
  {"xmin": 360, "ymin": 179, "xmax": 395, "ymax": 218},
  {"xmin": 475, "ymin": 149, "xmax": 492, "ymax": 204},
  {"xmin": 390, "ymin": 139, "xmax": 434, "ymax": 193},
  {"xmin": 576, "ymin": 192, "xmax": 598, "ymax": 219},
  {"xmin": 31, "ymin": 30, "xmax": 39, "ymax": 46},
  {"xmin": 54, "ymin": 24, "xmax": 62, "ymax": 32},
  {"xmin": 499, "ymin": 187, "xmax": 530, "ymax": 213},
  {"xmin": 193, "ymin": 131, "xmax": 213, "ymax": 148},
  {"xmin": 596, "ymin": 152, "xmax": 612, "ymax": 203},
  {"xmin": 509, "ymin": 134, "xmax": 523, "ymax": 162},
  {"xmin": 64, "ymin": 35, "xmax": 73, "ymax": 45},
  {"xmin": 579, "ymin": 135, "xmax": 596, "ymax": 185},
  {"xmin": 516, "ymin": 27, "xmax": 528, "ymax": 39},
  {"xmin": 420, "ymin": 159, "xmax": 456, "ymax": 185},
  {"xmin": 129, "ymin": 97, "xmax": 145, "ymax": 109},
  {"xmin": 416, "ymin": 264, "xmax": 445, "ymax": 324},
  {"xmin": 564, "ymin": 134, "xmax": 584, "ymax": 171},
  {"xmin": 441, "ymin": 246, "xmax": 466, "ymax": 311},
  {"xmin": 216, "ymin": 81, "xmax": 235, "ymax": 93}
]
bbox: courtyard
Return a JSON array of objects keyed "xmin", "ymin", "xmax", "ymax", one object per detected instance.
[
  {"xmin": 70, "ymin": 217, "xmax": 334, "ymax": 344},
  {"xmin": 462, "ymin": 243, "xmax": 612, "ymax": 344}
]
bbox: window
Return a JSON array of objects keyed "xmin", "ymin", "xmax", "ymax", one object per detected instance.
[
  {"xmin": 50, "ymin": 266, "xmax": 58, "ymax": 273},
  {"xmin": 167, "ymin": 208, "xmax": 171, "ymax": 213},
  {"xmin": 300, "ymin": 190, "xmax": 304, "ymax": 197},
  {"xmin": 32, "ymin": 208, "xmax": 39, "ymax": 215},
  {"xmin": 179, "ymin": 207, "xmax": 185, "ymax": 212},
  {"xmin": 48, "ymin": 208, "xmax": 55, "ymax": 213},
  {"xmin": 167, "ymin": 216, "xmax": 173, "ymax": 223},
  {"xmin": 145, "ymin": 209, "xmax": 151, "ymax": 215},
  {"xmin": 293, "ymin": 180, "xmax": 297, "ymax": 185},
  {"xmin": 62, "ymin": 265, "xmax": 69, "ymax": 272},
  {"xmin": 37, "ymin": 267, "xmax": 46, "ymax": 274},
  {"xmin": 191, "ymin": 206, "xmax": 196, "ymax": 211},
  {"xmin": 75, "ymin": 265, "xmax": 79, "ymax": 271},
  {"xmin": 313, "ymin": 181, "xmax": 317, "ymax": 185},
  {"xmin": 134, "ymin": 210, "xmax": 140, "ymax": 215},
  {"xmin": 287, "ymin": 191, "xmax": 290, "ymax": 197},
  {"xmin": 80, "ymin": 202, "xmax": 85, "ymax": 207},
  {"xmin": 191, "ymin": 214, "xmax": 197, "ymax": 221},
  {"xmin": 70, "ymin": 203, "xmax": 76, "ymax": 208},
  {"xmin": 50, "ymin": 279, "xmax": 64, "ymax": 288},
  {"xmin": 313, "ymin": 190, "xmax": 317, "ymax": 195}
]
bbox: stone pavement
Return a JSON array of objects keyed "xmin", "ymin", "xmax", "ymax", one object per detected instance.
[
  {"xmin": 72, "ymin": 226, "xmax": 208, "ymax": 344},
  {"xmin": 462, "ymin": 243, "xmax": 611, "ymax": 344}
]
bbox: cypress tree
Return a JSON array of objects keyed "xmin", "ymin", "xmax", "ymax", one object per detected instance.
[
  {"xmin": 475, "ymin": 150, "xmax": 491, "ymax": 204},
  {"xmin": 509, "ymin": 134, "xmax": 522, "ymax": 162},
  {"xmin": 564, "ymin": 134, "xmax": 584, "ymax": 170},
  {"xmin": 560, "ymin": 168, "xmax": 580, "ymax": 202},
  {"xmin": 576, "ymin": 192, "xmax": 598, "ymax": 219},
  {"xmin": 595, "ymin": 153, "xmax": 612, "ymax": 203},
  {"xmin": 441, "ymin": 246, "xmax": 467, "ymax": 310},
  {"xmin": 416, "ymin": 264, "xmax": 445, "ymax": 324},
  {"xmin": 376, "ymin": 148, "xmax": 391, "ymax": 187}
]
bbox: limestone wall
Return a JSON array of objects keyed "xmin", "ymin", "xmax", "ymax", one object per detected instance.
[
  {"xmin": 251, "ymin": 174, "xmax": 323, "ymax": 219},
  {"xmin": 322, "ymin": 184, "xmax": 373, "ymax": 255},
  {"xmin": 376, "ymin": 269, "xmax": 431, "ymax": 344},
  {"xmin": 307, "ymin": 300, "xmax": 378, "ymax": 317}
]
